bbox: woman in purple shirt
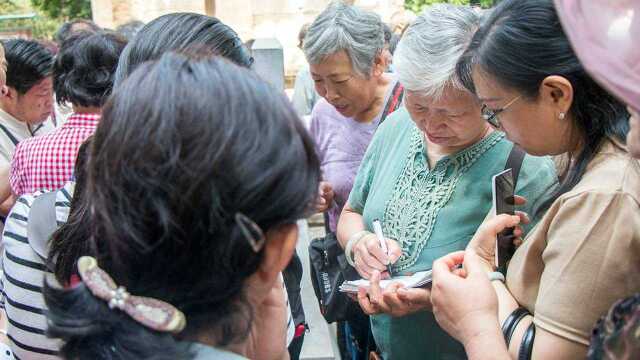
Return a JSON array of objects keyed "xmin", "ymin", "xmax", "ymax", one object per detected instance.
[{"xmin": 304, "ymin": 2, "xmax": 402, "ymax": 359}]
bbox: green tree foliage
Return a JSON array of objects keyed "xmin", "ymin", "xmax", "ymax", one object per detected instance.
[
  {"xmin": 30, "ymin": 0, "xmax": 92, "ymax": 20},
  {"xmin": 405, "ymin": 0, "xmax": 495, "ymax": 13},
  {"xmin": 0, "ymin": 0, "xmax": 91, "ymax": 40}
]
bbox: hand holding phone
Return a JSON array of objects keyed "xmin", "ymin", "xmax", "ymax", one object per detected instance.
[{"xmin": 492, "ymin": 169, "xmax": 516, "ymax": 269}]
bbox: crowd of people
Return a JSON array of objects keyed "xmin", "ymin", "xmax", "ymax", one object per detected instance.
[{"xmin": 0, "ymin": 0, "xmax": 636, "ymax": 359}]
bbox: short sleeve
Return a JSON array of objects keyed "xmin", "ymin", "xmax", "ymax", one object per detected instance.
[
  {"xmin": 532, "ymin": 191, "xmax": 640, "ymax": 345},
  {"xmin": 347, "ymin": 128, "xmax": 384, "ymax": 213}
]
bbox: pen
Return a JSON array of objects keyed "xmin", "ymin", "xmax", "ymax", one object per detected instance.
[{"xmin": 372, "ymin": 219, "xmax": 393, "ymax": 277}]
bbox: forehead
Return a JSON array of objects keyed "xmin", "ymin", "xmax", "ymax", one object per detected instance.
[
  {"xmin": 406, "ymin": 87, "xmax": 475, "ymax": 109},
  {"xmin": 309, "ymin": 50, "xmax": 354, "ymax": 76},
  {"xmin": 471, "ymin": 67, "xmax": 514, "ymax": 103},
  {"xmin": 25, "ymin": 77, "xmax": 53, "ymax": 94}
]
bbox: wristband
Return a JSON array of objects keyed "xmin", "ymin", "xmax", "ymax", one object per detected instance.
[
  {"xmin": 487, "ymin": 271, "xmax": 505, "ymax": 283},
  {"xmin": 501, "ymin": 307, "xmax": 530, "ymax": 347},
  {"xmin": 345, "ymin": 231, "xmax": 371, "ymax": 267},
  {"xmin": 518, "ymin": 322, "xmax": 536, "ymax": 360}
]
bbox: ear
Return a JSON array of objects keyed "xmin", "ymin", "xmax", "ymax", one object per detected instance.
[
  {"xmin": 255, "ymin": 223, "xmax": 298, "ymax": 284},
  {"xmin": 3, "ymin": 86, "xmax": 18, "ymax": 100},
  {"xmin": 371, "ymin": 52, "xmax": 386, "ymax": 78},
  {"xmin": 540, "ymin": 75, "xmax": 573, "ymax": 115}
]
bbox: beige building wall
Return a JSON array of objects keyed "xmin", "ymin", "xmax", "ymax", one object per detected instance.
[{"xmin": 91, "ymin": 0, "xmax": 407, "ymax": 78}]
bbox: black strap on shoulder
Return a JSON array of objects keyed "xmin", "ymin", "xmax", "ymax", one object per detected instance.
[
  {"xmin": 504, "ymin": 144, "xmax": 526, "ymax": 188},
  {"xmin": 0, "ymin": 122, "xmax": 19, "ymax": 146},
  {"xmin": 501, "ymin": 307, "xmax": 530, "ymax": 346},
  {"xmin": 379, "ymin": 82, "xmax": 404, "ymax": 125},
  {"xmin": 518, "ymin": 322, "xmax": 536, "ymax": 360},
  {"xmin": 26, "ymin": 191, "xmax": 58, "ymax": 263}
]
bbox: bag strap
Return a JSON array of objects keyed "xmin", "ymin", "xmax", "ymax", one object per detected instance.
[
  {"xmin": 26, "ymin": 191, "xmax": 58, "ymax": 262},
  {"xmin": 504, "ymin": 144, "xmax": 526, "ymax": 188},
  {"xmin": 0, "ymin": 122, "xmax": 19, "ymax": 146},
  {"xmin": 379, "ymin": 82, "xmax": 404, "ymax": 126}
]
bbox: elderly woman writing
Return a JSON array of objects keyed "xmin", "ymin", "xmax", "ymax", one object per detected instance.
[
  {"xmin": 304, "ymin": 2, "xmax": 403, "ymax": 358},
  {"xmin": 336, "ymin": 5, "xmax": 557, "ymax": 359}
]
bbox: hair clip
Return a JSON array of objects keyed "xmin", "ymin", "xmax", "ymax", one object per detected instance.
[
  {"xmin": 77, "ymin": 256, "xmax": 186, "ymax": 334},
  {"xmin": 235, "ymin": 212, "xmax": 266, "ymax": 253}
]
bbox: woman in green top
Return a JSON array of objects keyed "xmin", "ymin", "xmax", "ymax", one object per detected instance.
[{"xmin": 336, "ymin": 5, "xmax": 557, "ymax": 360}]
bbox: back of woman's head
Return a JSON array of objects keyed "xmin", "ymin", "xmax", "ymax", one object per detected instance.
[
  {"xmin": 54, "ymin": 31, "xmax": 127, "ymax": 108},
  {"xmin": 46, "ymin": 53, "xmax": 319, "ymax": 359},
  {"xmin": 114, "ymin": 13, "xmax": 252, "ymax": 85},
  {"xmin": 456, "ymin": 0, "xmax": 628, "ymax": 212}
]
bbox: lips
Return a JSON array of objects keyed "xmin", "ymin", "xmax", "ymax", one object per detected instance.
[
  {"xmin": 332, "ymin": 103, "xmax": 349, "ymax": 112},
  {"xmin": 426, "ymin": 132, "xmax": 449, "ymax": 143}
]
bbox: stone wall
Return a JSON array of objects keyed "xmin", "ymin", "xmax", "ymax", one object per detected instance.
[{"xmin": 91, "ymin": 0, "xmax": 408, "ymax": 79}]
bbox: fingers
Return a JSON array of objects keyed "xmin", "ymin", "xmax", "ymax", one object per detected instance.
[
  {"xmin": 357, "ymin": 287, "xmax": 378, "ymax": 315},
  {"xmin": 366, "ymin": 236, "xmax": 390, "ymax": 266},
  {"xmin": 396, "ymin": 287, "xmax": 432, "ymax": 308},
  {"xmin": 432, "ymin": 251, "xmax": 465, "ymax": 283},
  {"xmin": 478, "ymin": 214, "xmax": 521, "ymax": 240},
  {"xmin": 356, "ymin": 236, "xmax": 390, "ymax": 272},
  {"xmin": 513, "ymin": 195, "xmax": 527, "ymax": 206},
  {"xmin": 515, "ymin": 211, "xmax": 530, "ymax": 225},
  {"xmin": 387, "ymin": 238, "xmax": 402, "ymax": 264}
]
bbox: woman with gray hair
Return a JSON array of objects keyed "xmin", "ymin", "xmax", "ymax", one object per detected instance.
[
  {"xmin": 336, "ymin": 4, "xmax": 557, "ymax": 359},
  {"xmin": 304, "ymin": 2, "xmax": 404, "ymax": 359}
]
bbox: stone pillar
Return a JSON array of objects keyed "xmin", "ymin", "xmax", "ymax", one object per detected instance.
[
  {"xmin": 204, "ymin": 0, "xmax": 216, "ymax": 15},
  {"xmin": 251, "ymin": 38, "xmax": 285, "ymax": 92}
]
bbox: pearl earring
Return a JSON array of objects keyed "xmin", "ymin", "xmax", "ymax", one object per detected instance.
[{"xmin": 558, "ymin": 112, "xmax": 565, "ymax": 120}]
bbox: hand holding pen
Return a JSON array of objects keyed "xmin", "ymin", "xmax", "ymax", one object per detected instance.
[{"xmin": 350, "ymin": 219, "xmax": 402, "ymax": 279}]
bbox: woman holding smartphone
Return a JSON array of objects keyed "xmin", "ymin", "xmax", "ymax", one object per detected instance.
[{"xmin": 430, "ymin": 0, "xmax": 640, "ymax": 359}]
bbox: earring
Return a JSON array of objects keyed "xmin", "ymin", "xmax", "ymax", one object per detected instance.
[{"xmin": 558, "ymin": 112, "xmax": 566, "ymax": 120}]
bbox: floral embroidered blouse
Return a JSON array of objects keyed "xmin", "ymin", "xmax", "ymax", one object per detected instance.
[{"xmin": 347, "ymin": 107, "xmax": 558, "ymax": 360}]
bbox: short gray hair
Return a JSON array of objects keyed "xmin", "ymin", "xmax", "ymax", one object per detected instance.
[
  {"xmin": 303, "ymin": 1, "xmax": 384, "ymax": 76},
  {"xmin": 393, "ymin": 4, "xmax": 481, "ymax": 99}
]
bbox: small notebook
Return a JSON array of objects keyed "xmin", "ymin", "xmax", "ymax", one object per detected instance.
[{"xmin": 339, "ymin": 270, "xmax": 433, "ymax": 293}]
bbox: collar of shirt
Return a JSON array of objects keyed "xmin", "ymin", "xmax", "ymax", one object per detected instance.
[
  {"xmin": 63, "ymin": 112, "xmax": 101, "ymax": 129},
  {"xmin": 0, "ymin": 106, "xmax": 32, "ymax": 136}
]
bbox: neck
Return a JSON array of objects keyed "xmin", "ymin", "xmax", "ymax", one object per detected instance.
[
  {"xmin": 72, "ymin": 105, "xmax": 101, "ymax": 114},
  {"xmin": 353, "ymin": 73, "xmax": 392, "ymax": 123},
  {"xmin": 0, "ymin": 102, "xmax": 24, "ymax": 123}
]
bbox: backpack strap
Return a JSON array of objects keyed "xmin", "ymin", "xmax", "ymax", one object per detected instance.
[
  {"xmin": 0, "ymin": 122, "xmax": 19, "ymax": 146},
  {"xmin": 504, "ymin": 144, "xmax": 526, "ymax": 188},
  {"xmin": 379, "ymin": 82, "xmax": 404, "ymax": 125},
  {"xmin": 26, "ymin": 191, "xmax": 58, "ymax": 263}
]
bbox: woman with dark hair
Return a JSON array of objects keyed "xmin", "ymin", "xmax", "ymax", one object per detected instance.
[
  {"xmin": 44, "ymin": 52, "xmax": 319, "ymax": 359},
  {"xmin": 429, "ymin": 0, "xmax": 639, "ymax": 359},
  {"xmin": 11, "ymin": 31, "xmax": 126, "ymax": 196},
  {"xmin": 114, "ymin": 12, "xmax": 253, "ymax": 85}
]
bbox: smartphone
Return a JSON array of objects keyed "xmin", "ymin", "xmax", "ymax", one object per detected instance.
[{"xmin": 492, "ymin": 169, "xmax": 516, "ymax": 269}]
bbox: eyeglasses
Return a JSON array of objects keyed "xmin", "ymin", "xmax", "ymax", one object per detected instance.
[{"xmin": 481, "ymin": 95, "xmax": 522, "ymax": 128}]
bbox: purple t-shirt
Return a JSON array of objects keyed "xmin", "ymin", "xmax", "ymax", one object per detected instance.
[{"xmin": 309, "ymin": 78, "xmax": 399, "ymax": 232}]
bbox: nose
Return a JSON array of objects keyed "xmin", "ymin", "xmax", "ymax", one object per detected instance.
[
  {"xmin": 421, "ymin": 112, "xmax": 448, "ymax": 131},
  {"xmin": 324, "ymin": 82, "xmax": 340, "ymax": 102}
]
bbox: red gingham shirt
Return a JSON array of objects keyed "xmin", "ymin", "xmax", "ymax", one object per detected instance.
[{"xmin": 10, "ymin": 113, "xmax": 99, "ymax": 196}]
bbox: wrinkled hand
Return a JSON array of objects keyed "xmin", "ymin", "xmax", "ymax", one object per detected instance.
[
  {"xmin": 431, "ymin": 251, "xmax": 500, "ymax": 346},
  {"xmin": 353, "ymin": 234, "xmax": 402, "ymax": 279},
  {"xmin": 357, "ymin": 271, "xmax": 432, "ymax": 317},
  {"xmin": 247, "ymin": 279, "xmax": 290, "ymax": 360},
  {"xmin": 315, "ymin": 181, "xmax": 335, "ymax": 213}
]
